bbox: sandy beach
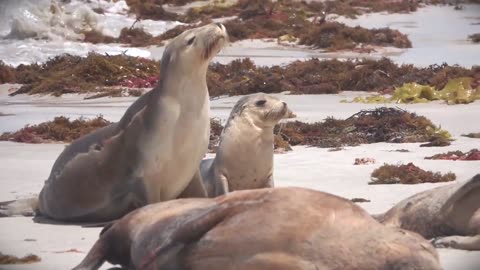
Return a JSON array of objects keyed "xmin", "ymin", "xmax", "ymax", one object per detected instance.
[{"xmin": 0, "ymin": 0, "xmax": 479, "ymax": 269}]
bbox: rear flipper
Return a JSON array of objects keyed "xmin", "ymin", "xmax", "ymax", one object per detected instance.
[
  {"xmin": 441, "ymin": 174, "xmax": 480, "ymax": 213},
  {"xmin": 0, "ymin": 197, "xmax": 38, "ymax": 217},
  {"xmin": 432, "ymin": 235, "xmax": 480, "ymax": 250},
  {"xmin": 71, "ymin": 223, "xmax": 114, "ymax": 270},
  {"xmin": 213, "ymin": 175, "xmax": 229, "ymax": 197}
]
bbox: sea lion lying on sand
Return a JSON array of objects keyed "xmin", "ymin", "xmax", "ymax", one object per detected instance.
[
  {"xmin": 72, "ymin": 187, "xmax": 441, "ymax": 270},
  {"xmin": 376, "ymin": 174, "xmax": 480, "ymax": 250}
]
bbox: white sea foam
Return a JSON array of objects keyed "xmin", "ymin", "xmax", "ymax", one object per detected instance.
[{"xmin": 0, "ymin": 0, "xmax": 181, "ymax": 66}]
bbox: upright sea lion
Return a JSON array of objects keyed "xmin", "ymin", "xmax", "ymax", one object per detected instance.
[
  {"xmin": 376, "ymin": 174, "xmax": 480, "ymax": 250},
  {"xmin": 187, "ymin": 93, "xmax": 288, "ymax": 198},
  {"xmin": 72, "ymin": 187, "xmax": 441, "ymax": 270},
  {"xmin": 1, "ymin": 23, "xmax": 228, "ymax": 223}
]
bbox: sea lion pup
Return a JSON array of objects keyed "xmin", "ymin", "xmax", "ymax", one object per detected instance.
[
  {"xmin": 376, "ymin": 174, "xmax": 480, "ymax": 250},
  {"xmin": 184, "ymin": 93, "xmax": 288, "ymax": 198},
  {"xmin": 72, "ymin": 187, "xmax": 441, "ymax": 270},
  {"xmin": 1, "ymin": 23, "xmax": 228, "ymax": 222}
]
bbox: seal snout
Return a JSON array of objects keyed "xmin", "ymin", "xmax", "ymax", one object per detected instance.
[{"xmin": 201, "ymin": 23, "xmax": 228, "ymax": 60}]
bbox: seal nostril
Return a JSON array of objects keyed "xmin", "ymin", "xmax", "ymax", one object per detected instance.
[
  {"xmin": 215, "ymin": 23, "xmax": 223, "ymax": 30},
  {"xmin": 282, "ymin": 102, "xmax": 287, "ymax": 107}
]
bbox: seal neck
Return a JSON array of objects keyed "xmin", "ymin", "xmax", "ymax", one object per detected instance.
[{"xmin": 218, "ymin": 121, "xmax": 274, "ymax": 157}]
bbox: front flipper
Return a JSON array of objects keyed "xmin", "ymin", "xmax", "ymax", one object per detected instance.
[
  {"xmin": 432, "ymin": 235, "xmax": 480, "ymax": 250},
  {"xmin": 265, "ymin": 174, "xmax": 274, "ymax": 188},
  {"xmin": 213, "ymin": 175, "xmax": 229, "ymax": 197},
  {"xmin": 177, "ymin": 170, "xmax": 208, "ymax": 198},
  {"xmin": 0, "ymin": 197, "xmax": 38, "ymax": 217},
  {"xmin": 137, "ymin": 203, "xmax": 232, "ymax": 270}
]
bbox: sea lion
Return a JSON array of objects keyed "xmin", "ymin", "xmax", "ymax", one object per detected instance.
[
  {"xmin": 186, "ymin": 93, "xmax": 288, "ymax": 198},
  {"xmin": 72, "ymin": 187, "xmax": 441, "ymax": 270},
  {"xmin": 376, "ymin": 174, "xmax": 480, "ymax": 250},
  {"xmin": 1, "ymin": 23, "xmax": 228, "ymax": 223}
]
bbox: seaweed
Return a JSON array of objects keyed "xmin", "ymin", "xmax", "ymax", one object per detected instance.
[
  {"xmin": 8, "ymin": 53, "xmax": 160, "ymax": 97},
  {"xmin": 273, "ymin": 107, "xmax": 451, "ymax": 148},
  {"xmin": 369, "ymin": 163, "xmax": 456, "ymax": 184},
  {"xmin": 207, "ymin": 58, "xmax": 479, "ymax": 98},
  {"xmin": 274, "ymin": 134, "xmax": 292, "ymax": 153},
  {"xmin": 183, "ymin": 0, "xmax": 421, "ymax": 23},
  {"xmin": 389, "ymin": 149, "xmax": 410, "ymax": 153},
  {"xmin": 117, "ymin": 27, "xmax": 156, "ymax": 46},
  {"xmin": 169, "ymin": 13, "xmax": 411, "ymax": 50},
  {"xmin": 109, "ymin": 0, "xmax": 412, "ymax": 50},
  {"xmin": 351, "ymin": 198, "xmax": 371, "ymax": 203},
  {"xmin": 125, "ymin": 0, "xmax": 179, "ymax": 21},
  {"xmin": 208, "ymin": 117, "xmax": 224, "ymax": 153},
  {"xmin": 2, "ymin": 108, "xmax": 450, "ymax": 154},
  {"xmin": 349, "ymin": 77, "xmax": 480, "ymax": 105},
  {"xmin": 0, "ymin": 60, "xmax": 17, "ymax": 84},
  {"xmin": 6, "ymin": 56, "xmax": 479, "ymax": 99},
  {"xmin": 299, "ymin": 22, "xmax": 411, "ymax": 50},
  {"xmin": 425, "ymin": 149, "xmax": 480, "ymax": 160},
  {"xmin": 0, "ymin": 116, "xmax": 112, "ymax": 143},
  {"xmin": 462, "ymin": 132, "xmax": 480, "ymax": 138},
  {"xmin": 82, "ymin": 30, "xmax": 116, "ymax": 44},
  {"xmin": 419, "ymin": 134, "xmax": 451, "ymax": 147},
  {"xmin": 354, "ymin": 158, "xmax": 376, "ymax": 165},
  {"xmin": 0, "ymin": 253, "xmax": 41, "ymax": 264},
  {"xmin": 469, "ymin": 33, "xmax": 480, "ymax": 43}
]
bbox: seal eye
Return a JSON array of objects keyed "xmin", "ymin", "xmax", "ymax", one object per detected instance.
[
  {"xmin": 187, "ymin": 36, "xmax": 196, "ymax": 46},
  {"xmin": 255, "ymin": 100, "xmax": 267, "ymax": 107}
]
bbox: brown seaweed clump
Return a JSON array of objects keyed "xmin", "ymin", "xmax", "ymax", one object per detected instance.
[
  {"xmin": 8, "ymin": 53, "xmax": 160, "ymax": 97},
  {"xmin": 125, "ymin": 0, "xmax": 179, "ymax": 21},
  {"xmin": 0, "ymin": 253, "xmax": 41, "ymax": 264},
  {"xmin": 0, "ymin": 61, "xmax": 17, "ymax": 84},
  {"xmin": 208, "ymin": 118, "xmax": 224, "ymax": 153},
  {"xmin": 113, "ymin": 0, "xmax": 411, "ymax": 50},
  {"xmin": 5, "ymin": 56, "xmax": 478, "ymax": 98},
  {"xmin": 351, "ymin": 198, "xmax": 371, "ymax": 203},
  {"xmin": 274, "ymin": 107, "xmax": 451, "ymax": 148},
  {"xmin": 0, "ymin": 116, "xmax": 112, "ymax": 143},
  {"xmin": 425, "ymin": 149, "xmax": 480, "ymax": 161},
  {"xmin": 207, "ymin": 58, "xmax": 479, "ymax": 98},
  {"xmin": 183, "ymin": 0, "xmax": 421, "ymax": 23},
  {"xmin": 369, "ymin": 163, "xmax": 456, "ymax": 184},
  {"xmin": 354, "ymin": 158, "xmax": 376, "ymax": 165},
  {"xmin": 469, "ymin": 33, "xmax": 480, "ymax": 43},
  {"xmin": 462, "ymin": 132, "xmax": 480, "ymax": 138},
  {"xmin": 299, "ymin": 22, "xmax": 411, "ymax": 50}
]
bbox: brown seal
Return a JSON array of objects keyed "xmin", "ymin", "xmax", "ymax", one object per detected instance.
[
  {"xmin": 72, "ymin": 187, "xmax": 441, "ymax": 270},
  {"xmin": 377, "ymin": 174, "xmax": 480, "ymax": 250}
]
